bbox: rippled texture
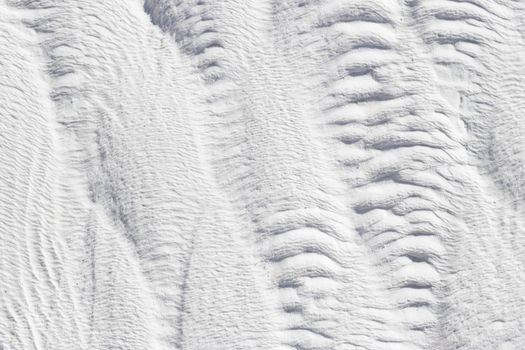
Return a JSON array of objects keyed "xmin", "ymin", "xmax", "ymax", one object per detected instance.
[{"xmin": 1, "ymin": 0, "xmax": 525, "ymax": 349}]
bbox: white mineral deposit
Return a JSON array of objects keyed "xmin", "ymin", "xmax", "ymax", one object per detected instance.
[{"xmin": 1, "ymin": 0, "xmax": 525, "ymax": 349}]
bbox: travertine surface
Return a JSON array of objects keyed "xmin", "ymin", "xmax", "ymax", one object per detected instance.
[{"xmin": 1, "ymin": 0, "xmax": 525, "ymax": 349}]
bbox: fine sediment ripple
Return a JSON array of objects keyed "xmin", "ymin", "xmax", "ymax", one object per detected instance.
[{"xmin": 1, "ymin": 0, "xmax": 525, "ymax": 349}]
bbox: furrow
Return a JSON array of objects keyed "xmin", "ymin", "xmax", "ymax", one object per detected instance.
[
  {"xmin": 302, "ymin": 0, "xmax": 485, "ymax": 346},
  {"xmin": 268, "ymin": 1, "xmax": 429, "ymax": 349}
]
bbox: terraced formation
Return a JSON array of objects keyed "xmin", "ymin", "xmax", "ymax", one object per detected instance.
[{"xmin": 1, "ymin": 0, "xmax": 525, "ymax": 349}]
